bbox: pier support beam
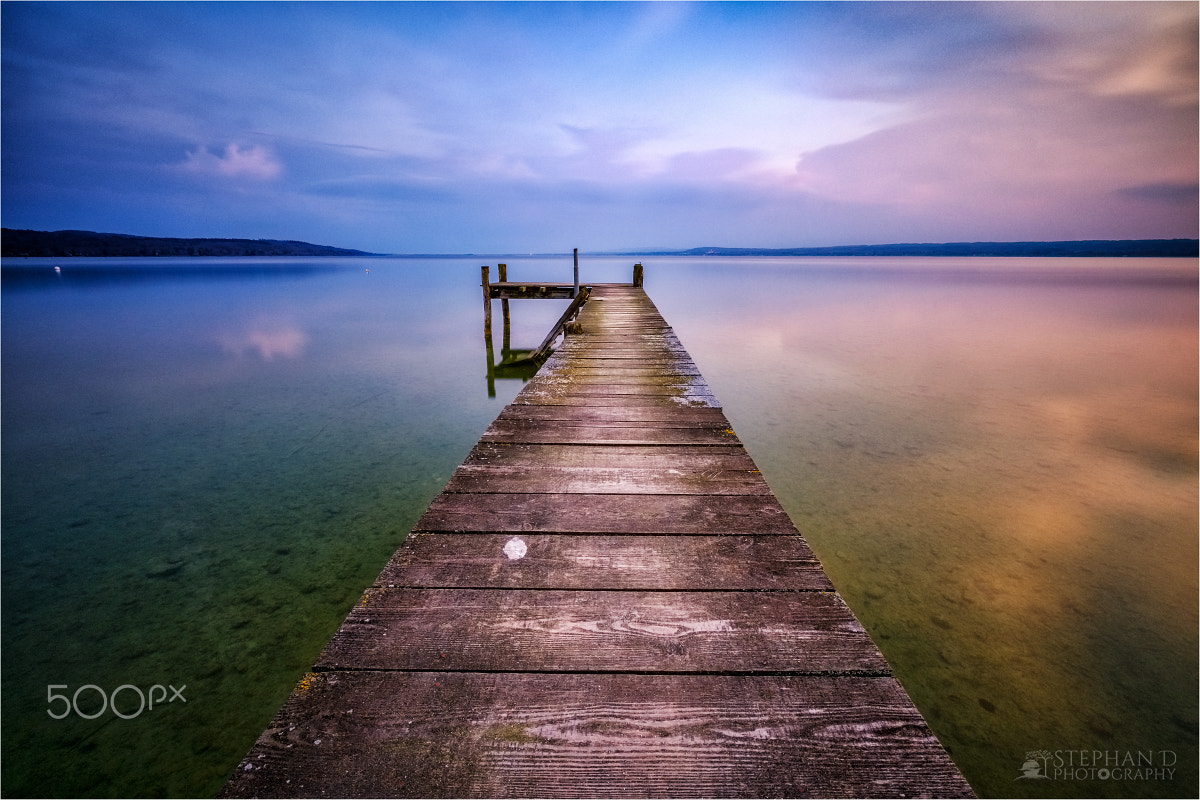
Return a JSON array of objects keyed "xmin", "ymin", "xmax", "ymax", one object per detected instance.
[{"xmin": 481, "ymin": 265, "xmax": 491, "ymax": 337}]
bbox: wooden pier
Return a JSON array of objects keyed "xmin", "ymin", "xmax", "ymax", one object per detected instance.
[{"xmin": 223, "ymin": 267, "xmax": 973, "ymax": 798}]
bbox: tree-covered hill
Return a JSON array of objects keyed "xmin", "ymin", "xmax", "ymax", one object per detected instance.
[{"xmin": 1, "ymin": 229, "xmax": 377, "ymax": 257}]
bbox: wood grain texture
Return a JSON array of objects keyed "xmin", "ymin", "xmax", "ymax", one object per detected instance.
[
  {"xmin": 460, "ymin": 443, "xmax": 757, "ymax": 470},
  {"xmin": 512, "ymin": 391, "xmax": 721, "ymax": 408},
  {"xmin": 496, "ymin": 404, "xmax": 731, "ymax": 425},
  {"xmin": 222, "ymin": 672, "xmax": 974, "ymax": 799},
  {"xmin": 376, "ymin": 534, "xmax": 834, "ymax": 591},
  {"xmin": 480, "ymin": 420, "xmax": 740, "ymax": 445},
  {"xmin": 316, "ymin": 588, "xmax": 883, "ymax": 673},
  {"xmin": 413, "ymin": 492, "xmax": 803, "ymax": 534},
  {"xmin": 445, "ymin": 465, "xmax": 771, "ymax": 495}
]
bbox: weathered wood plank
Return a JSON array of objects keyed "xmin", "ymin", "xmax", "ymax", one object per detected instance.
[
  {"xmin": 222, "ymin": 671, "xmax": 974, "ymax": 799},
  {"xmin": 376, "ymin": 534, "xmax": 834, "ymax": 591},
  {"xmin": 446, "ymin": 465, "xmax": 772, "ymax": 495},
  {"xmin": 524, "ymin": 375, "xmax": 710, "ymax": 392},
  {"xmin": 413, "ymin": 492, "xmax": 802, "ymax": 535},
  {"xmin": 496, "ymin": 404, "xmax": 731, "ymax": 425},
  {"xmin": 534, "ymin": 365, "xmax": 705, "ymax": 377},
  {"xmin": 550, "ymin": 346, "xmax": 689, "ymax": 359},
  {"xmin": 316, "ymin": 588, "xmax": 887, "ymax": 673},
  {"xmin": 489, "ymin": 282, "xmax": 577, "ymax": 299},
  {"xmin": 512, "ymin": 392, "xmax": 721, "ymax": 408},
  {"xmin": 447, "ymin": 444, "xmax": 771, "ymax": 495},
  {"xmin": 480, "ymin": 420, "xmax": 740, "ymax": 445},
  {"xmin": 548, "ymin": 353, "xmax": 695, "ymax": 364},
  {"xmin": 522, "ymin": 379, "xmax": 711, "ymax": 394},
  {"xmin": 517, "ymin": 384, "xmax": 718, "ymax": 399},
  {"xmin": 461, "ymin": 443, "xmax": 756, "ymax": 469}
]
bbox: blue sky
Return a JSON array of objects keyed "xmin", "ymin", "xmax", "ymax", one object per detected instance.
[{"xmin": 2, "ymin": 1, "xmax": 1196, "ymax": 253}]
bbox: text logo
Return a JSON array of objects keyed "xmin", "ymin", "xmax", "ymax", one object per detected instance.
[
  {"xmin": 47, "ymin": 684, "xmax": 186, "ymax": 720},
  {"xmin": 1017, "ymin": 749, "xmax": 1177, "ymax": 782}
]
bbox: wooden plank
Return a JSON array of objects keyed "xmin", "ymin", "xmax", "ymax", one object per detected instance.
[
  {"xmin": 446, "ymin": 465, "xmax": 771, "ymax": 495},
  {"xmin": 480, "ymin": 420, "xmax": 739, "ymax": 445},
  {"xmin": 413, "ymin": 492, "xmax": 803, "ymax": 535},
  {"xmin": 222, "ymin": 672, "xmax": 974, "ymax": 799},
  {"xmin": 376, "ymin": 534, "xmax": 834, "ymax": 591},
  {"xmin": 461, "ymin": 443, "xmax": 757, "ymax": 469},
  {"xmin": 447, "ymin": 444, "xmax": 771, "ymax": 495},
  {"xmin": 521, "ymin": 381, "xmax": 715, "ymax": 397},
  {"xmin": 489, "ymin": 283, "xmax": 577, "ymax": 300},
  {"xmin": 535, "ymin": 366, "xmax": 705, "ymax": 377},
  {"xmin": 525, "ymin": 375, "xmax": 709, "ymax": 390},
  {"xmin": 548, "ymin": 352, "xmax": 695, "ymax": 363},
  {"xmin": 315, "ymin": 588, "xmax": 888, "ymax": 673},
  {"xmin": 496, "ymin": 405, "xmax": 731, "ymax": 425},
  {"xmin": 513, "ymin": 386, "xmax": 715, "ymax": 402},
  {"xmin": 512, "ymin": 391, "xmax": 721, "ymax": 408}
]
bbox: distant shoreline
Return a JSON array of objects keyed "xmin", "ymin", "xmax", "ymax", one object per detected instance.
[
  {"xmin": 2, "ymin": 228, "xmax": 1197, "ymax": 258},
  {"xmin": 616, "ymin": 240, "xmax": 1200, "ymax": 258},
  {"xmin": 1, "ymin": 229, "xmax": 377, "ymax": 258}
]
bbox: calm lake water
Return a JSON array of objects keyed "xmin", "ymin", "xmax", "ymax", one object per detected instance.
[{"xmin": 2, "ymin": 255, "xmax": 1195, "ymax": 798}]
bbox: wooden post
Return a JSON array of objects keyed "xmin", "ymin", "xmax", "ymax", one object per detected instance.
[
  {"xmin": 573, "ymin": 249, "xmax": 580, "ymax": 298},
  {"xmin": 481, "ymin": 265, "xmax": 492, "ymax": 337},
  {"xmin": 633, "ymin": 262, "xmax": 643, "ymax": 287},
  {"xmin": 497, "ymin": 263, "xmax": 510, "ymax": 352},
  {"xmin": 501, "ymin": 298, "xmax": 511, "ymax": 356}
]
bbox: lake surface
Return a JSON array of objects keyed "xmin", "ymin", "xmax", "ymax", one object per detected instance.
[{"xmin": 2, "ymin": 255, "xmax": 1195, "ymax": 798}]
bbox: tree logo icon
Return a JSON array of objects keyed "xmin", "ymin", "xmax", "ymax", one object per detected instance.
[{"xmin": 1016, "ymin": 750, "xmax": 1052, "ymax": 780}]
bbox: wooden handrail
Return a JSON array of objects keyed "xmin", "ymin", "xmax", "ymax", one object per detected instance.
[{"xmin": 530, "ymin": 286, "xmax": 590, "ymax": 361}]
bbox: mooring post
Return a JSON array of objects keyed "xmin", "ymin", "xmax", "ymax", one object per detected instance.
[
  {"xmin": 481, "ymin": 265, "xmax": 492, "ymax": 338},
  {"xmin": 573, "ymin": 248, "xmax": 580, "ymax": 298},
  {"xmin": 633, "ymin": 262, "xmax": 644, "ymax": 287},
  {"xmin": 497, "ymin": 263, "xmax": 510, "ymax": 352}
]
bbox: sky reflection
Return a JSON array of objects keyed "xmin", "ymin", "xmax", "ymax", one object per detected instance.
[
  {"xmin": 218, "ymin": 320, "xmax": 309, "ymax": 361},
  {"xmin": 1, "ymin": 256, "xmax": 1194, "ymax": 798},
  {"xmin": 649, "ymin": 257, "xmax": 1197, "ymax": 797}
]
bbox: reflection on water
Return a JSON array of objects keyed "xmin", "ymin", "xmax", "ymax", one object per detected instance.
[
  {"xmin": 1, "ymin": 257, "xmax": 530, "ymax": 796},
  {"xmin": 218, "ymin": 319, "xmax": 310, "ymax": 361},
  {"xmin": 1, "ymin": 255, "xmax": 1195, "ymax": 798},
  {"xmin": 482, "ymin": 296, "xmax": 560, "ymax": 396},
  {"xmin": 650, "ymin": 257, "xmax": 1197, "ymax": 799}
]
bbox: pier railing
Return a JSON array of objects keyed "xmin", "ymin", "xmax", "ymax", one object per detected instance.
[{"xmin": 480, "ymin": 255, "xmax": 644, "ymax": 393}]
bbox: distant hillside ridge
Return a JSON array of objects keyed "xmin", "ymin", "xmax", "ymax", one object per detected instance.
[
  {"xmin": 1, "ymin": 229, "xmax": 377, "ymax": 257},
  {"xmin": 638, "ymin": 240, "xmax": 1199, "ymax": 257}
]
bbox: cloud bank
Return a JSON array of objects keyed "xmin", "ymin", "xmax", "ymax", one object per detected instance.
[{"xmin": 2, "ymin": 1, "xmax": 1195, "ymax": 253}]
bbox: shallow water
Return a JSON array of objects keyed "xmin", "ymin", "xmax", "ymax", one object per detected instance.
[{"xmin": 2, "ymin": 255, "xmax": 1195, "ymax": 797}]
